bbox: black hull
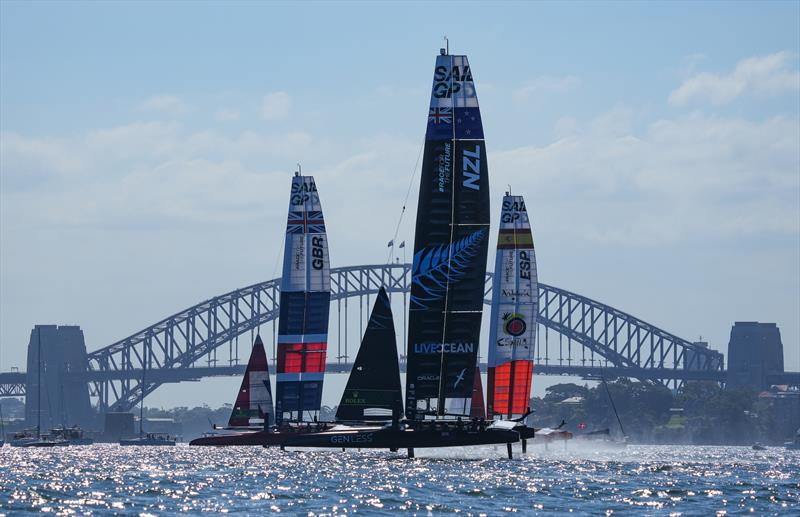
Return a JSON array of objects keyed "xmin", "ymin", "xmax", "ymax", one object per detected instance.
[{"xmin": 280, "ymin": 426, "xmax": 520, "ymax": 449}]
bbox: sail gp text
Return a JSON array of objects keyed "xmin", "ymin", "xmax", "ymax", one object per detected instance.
[{"xmin": 330, "ymin": 433, "xmax": 374, "ymax": 444}]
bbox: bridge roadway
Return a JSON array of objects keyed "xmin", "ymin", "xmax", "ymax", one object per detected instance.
[
  {"xmin": 5, "ymin": 365, "xmax": 797, "ymax": 399},
  {"xmin": 64, "ymin": 363, "xmax": 730, "ymax": 383}
]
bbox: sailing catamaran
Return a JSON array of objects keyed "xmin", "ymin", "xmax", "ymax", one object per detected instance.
[
  {"xmin": 486, "ymin": 193, "xmax": 571, "ymax": 448},
  {"xmin": 194, "ymin": 49, "xmax": 537, "ymax": 456},
  {"xmin": 275, "ymin": 170, "xmax": 331, "ymax": 426},
  {"xmin": 405, "ymin": 49, "xmax": 490, "ymax": 421},
  {"xmin": 190, "ymin": 335, "xmax": 286, "ymax": 446},
  {"xmin": 487, "ymin": 194, "xmax": 537, "ymax": 421},
  {"xmin": 277, "ymin": 49, "xmax": 532, "ymax": 457},
  {"xmin": 191, "ymin": 172, "xmax": 334, "ymax": 446}
]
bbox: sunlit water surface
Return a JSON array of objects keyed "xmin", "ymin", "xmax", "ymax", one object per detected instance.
[{"xmin": 1, "ymin": 444, "xmax": 797, "ymax": 515}]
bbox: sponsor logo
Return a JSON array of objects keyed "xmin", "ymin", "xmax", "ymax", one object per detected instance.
[
  {"xmin": 519, "ymin": 250, "xmax": 531, "ymax": 280},
  {"xmin": 502, "ymin": 312, "xmax": 527, "ymax": 337},
  {"xmin": 311, "ymin": 236, "xmax": 325, "ymax": 270},
  {"xmin": 417, "ymin": 375, "xmax": 439, "ymax": 382},
  {"xmin": 502, "ymin": 288, "xmax": 532, "ymax": 298},
  {"xmin": 437, "ymin": 142, "xmax": 452, "ymax": 193},
  {"xmin": 497, "ymin": 337, "xmax": 530, "ymax": 348},
  {"xmin": 291, "ymin": 180, "xmax": 318, "ymax": 206},
  {"xmin": 433, "ymin": 65, "xmax": 474, "ymax": 98},
  {"xmin": 330, "ymin": 433, "xmax": 374, "ymax": 444},
  {"xmin": 414, "ymin": 342, "xmax": 475, "ymax": 354},
  {"xmin": 454, "ymin": 368, "xmax": 466, "ymax": 388},
  {"xmin": 462, "ymin": 145, "xmax": 481, "ymax": 191},
  {"xmin": 293, "ymin": 239, "xmax": 305, "ymax": 271},
  {"xmin": 343, "ymin": 390, "xmax": 366, "ymax": 405}
]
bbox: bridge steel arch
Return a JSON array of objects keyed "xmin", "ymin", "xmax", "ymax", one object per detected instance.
[{"xmin": 86, "ymin": 264, "xmax": 723, "ymax": 412}]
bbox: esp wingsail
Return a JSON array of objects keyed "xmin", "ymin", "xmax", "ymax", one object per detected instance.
[
  {"xmin": 405, "ymin": 49, "xmax": 490, "ymax": 419},
  {"xmin": 229, "ymin": 334, "xmax": 274, "ymax": 427},
  {"xmin": 487, "ymin": 194, "xmax": 538, "ymax": 419},
  {"xmin": 275, "ymin": 172, "xmax": 331, "ymax": 425},
  {"xmin": 336, "ymin": 287, "xmax": 403, "ymax": 422}
]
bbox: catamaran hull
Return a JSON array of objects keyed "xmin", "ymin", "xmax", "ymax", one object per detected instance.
[
  {"xmin": 278, "ymin": 427, "xmax": 521, "ymax": 449},
  {"xmin": 190, "ymin": 431, "xmax": 276, "ymax": 446}
]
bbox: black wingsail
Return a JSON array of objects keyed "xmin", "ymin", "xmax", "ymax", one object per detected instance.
[
  {"xmin": 405, "ymin": 50, "xmax": 490, "ymax": 419},
  {"xmin": 336, "ymin": 287, "xmax": 403, "ymax": 422}
]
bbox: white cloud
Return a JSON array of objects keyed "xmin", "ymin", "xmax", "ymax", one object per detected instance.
[
  {"xmin": 140, "ymin": 94, "xmax": 187, "ymax": 114},
  {"xmin": 669, "ymin": 51, "xmax": 800, "ymax": 105},
  {"xmin": 260, "ymin": 91, "xmax": 292, "ymax": 120},
  {"xmin": 492, "ymin": 110, "xmax": 799, "ymax": 246},
  {"xmin": 512, "ymin": 75, "xmax": 581, "ymax": 103}
]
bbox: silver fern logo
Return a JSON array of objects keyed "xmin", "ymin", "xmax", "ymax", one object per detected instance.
[{"xmin": 410, "ymin": 229, "xmax": 487, "ymax": 309}]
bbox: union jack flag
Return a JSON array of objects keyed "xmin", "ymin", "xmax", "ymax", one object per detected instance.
[
  {"xmin": 428, "ymin": 107, "xmax": 452, "ymax": 125},
  {"xmin": 287, "ymin": 210, "xmax": 325, "ymax": 234}
]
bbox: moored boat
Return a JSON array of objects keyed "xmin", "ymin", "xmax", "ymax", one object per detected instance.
[{"xmin": 120, "ymin": 432, "xmax": 176, "ymax": 446}]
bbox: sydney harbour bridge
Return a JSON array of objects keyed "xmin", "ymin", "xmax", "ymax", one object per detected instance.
[
  {"xmin": 1, "ymin": 263, "xmax": 797, "ymax": 416},
  {"xmin": 0, "ymin": 264, "xmax": 768, "ymax": 412}
]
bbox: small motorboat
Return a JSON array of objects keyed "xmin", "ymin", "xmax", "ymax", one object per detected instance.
[{"xmin": 119, "ymin": 432, "xmax": 176, "ymax": 446}]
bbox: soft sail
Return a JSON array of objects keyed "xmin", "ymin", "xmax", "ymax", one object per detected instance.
[
  {"xmin": 487, "ymin": 194, "xmax": 538, "ymax": 419},
  {"xmin": 336, "ymin": 286, "xmax": 403, "ymax": 422},
  {"xmin": 228, "ymin": 334, "xmax": 274, "ymax": 427},
  {"xmin": 405, "ymin": 50, "xmax": 490, "ymax": 419},
  {"xmin": 275, "ymin": 173, "xmax": 331, "ymax": 425}
]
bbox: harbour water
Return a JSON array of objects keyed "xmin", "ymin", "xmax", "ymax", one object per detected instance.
[{"xmin": 1, "ymin": 444, "xmax": 797, "ymax": 515}]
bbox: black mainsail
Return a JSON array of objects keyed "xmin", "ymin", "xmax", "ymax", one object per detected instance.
[
  {"xmin": 405, "ymin": 50, "xmax": 490, "ymax": 419},
  {"xmin": 336, "ymin": 287, "xmax": 402, "ymax": 422}
]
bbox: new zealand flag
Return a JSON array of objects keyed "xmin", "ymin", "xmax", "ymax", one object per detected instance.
[{"xmin": 454, "ymin": 107, "xmax": 484, "ymax": 140}]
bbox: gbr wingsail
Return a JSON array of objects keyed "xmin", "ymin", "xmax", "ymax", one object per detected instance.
[
  {"xmin": 405, "ymin": 49, "xmax": 490, "ymax": 419},
  {"xmin": 487, "ymin": 194, "xmax": 538, "ymax": 419},
  {"xmin": 275, "ymin": 173, "xmax": 331, "ymax": 425},
  {"xmin": 228, "ymin": 334, "xmax": 274, "ymax": 427}
]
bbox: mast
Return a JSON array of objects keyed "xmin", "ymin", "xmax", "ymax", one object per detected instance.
[
  {"xmin": 486, "ymin": 194, "xmax": 538, "ymax": 419},
  {"xmin": 139, "ymin": 344, "xmax": 146, "ymax": 438},
  {"xmin": 405, "ymin": 48, "xmax": 490, "ymax": 419},
  {"xmin": 274, "ymin": 171, "xmax": 331, "ymax": 425},
  {"xmin": 37, "ymin": 327, "xmax": 41, "ymax": 439}
]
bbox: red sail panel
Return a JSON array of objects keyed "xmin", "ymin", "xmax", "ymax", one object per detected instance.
[
  {"xmin": 487, "ymin": 360, "xmax": 533, "ymax": 417},
  {"xmin": 277, "ymin": 342, "xmax": 327, "ymax": 373},
  {"xmin": 470, "ymin": 366, "xmax": 486, "ymax": 419}
]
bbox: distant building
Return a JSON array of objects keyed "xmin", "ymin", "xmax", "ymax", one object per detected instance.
[{"xmin": 726, "ymin": 322, "xmax": 784, "ymax": 390}]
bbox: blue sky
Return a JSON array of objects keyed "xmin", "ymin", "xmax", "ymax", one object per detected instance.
[{"xmin": 1, "ymin": 1, "xmax": 798, "ymax": 406}]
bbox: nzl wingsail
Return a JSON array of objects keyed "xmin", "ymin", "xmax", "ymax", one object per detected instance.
[
  {"xmin": 228, "ymin": 334, "xmax": 274, "ymax": 428},
  {"xmin": 405, "ymin": 50, "xmax": 490, "ymax": 419},
  {"xmin": 275, "ymin": 172, "xmax": 331, "ymax": 425},
  {"xmin": 336, "ymin": 286, "xmax": 403, "ymax": 422},
  {"xmin": 487, "ymin": 194, "xmax": 538, "ymax": 419}
]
